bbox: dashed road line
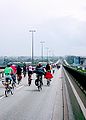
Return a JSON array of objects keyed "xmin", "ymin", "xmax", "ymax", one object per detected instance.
[
  {"xmin": 0, "ymin": 85, "xmax": 24, "ymax": 100},
  {"xmin": 16, "ymin": 85, "xmax": 24, "ymax": 90},
  {"xmin": 0, "ymin": 96, "xmax": 4, "ymax": 100}
]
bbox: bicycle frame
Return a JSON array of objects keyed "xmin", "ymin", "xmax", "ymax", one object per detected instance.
[
  {"xmin": 28, "ymin": 74, "xmax": 32, "ymax": 86},
  {"xmin": 37, "ymin": 75, "xmax": 42, "ymax": 91},
  {"xmin": 2, "ymin": 81, "xmax": 13, "ymax": 97}
]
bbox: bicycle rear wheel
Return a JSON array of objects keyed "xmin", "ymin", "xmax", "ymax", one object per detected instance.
[
  {"xmin": 28, "ymin": 78, "xmax": 32, "ymax": 86},
  {"xmin": 38, "ymin": 80, "xmax": 42, "ymax": 91}
]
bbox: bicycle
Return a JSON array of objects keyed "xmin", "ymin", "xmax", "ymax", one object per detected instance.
[
  {"xmin": 35, "ymin": 75, "xmax": 42, "ymax": 91},
  {"xmin": 23, "ymin": 71, "xmax": 26, "ymax": 77},
  {"xmin": 2, "ymin": 78, "xmax": 13, "ymax": 97},
  {"xmin": 28, "ymin": 74, "xmax": 32, "ymax": 86},
  {"xmin": 11, "ymin": 74, "xmax": 16, "ymax": 89},
  {"xmin": 17, "ymin": 74, "xmax": 22, "ymax": 84},
  {"xmin": 47, "ymin": 79, "xmax": 50, "ymax": 86}
]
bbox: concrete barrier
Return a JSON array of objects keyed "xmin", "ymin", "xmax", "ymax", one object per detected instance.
[
  {"xmin": 63, "ymin": 66, "xmax": 86, "ymax": 120},
  {"xmin": 63, "ymin": 65, "xmax": 86, "ymax": 92}
]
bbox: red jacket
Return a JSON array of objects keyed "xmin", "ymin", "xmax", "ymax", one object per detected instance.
[
  {"xmin": 11, "ymin": 65, "xmax": 17, "ymax": 74},
  {"xmin": 45, "ymin": 72, "xmax": 53, "ymax": 79}
]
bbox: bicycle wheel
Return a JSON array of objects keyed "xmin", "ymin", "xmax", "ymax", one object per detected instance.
[
  {"xmin": 28, "ymin": 78, "xmax": 31, "ymax": 86},
  {"xmin": 38, "ymin": 80, "xmax": 42, "ymax": 91},
  {"xmin": 47, "ymin": 80, "xmax": 50, "ymax": 86}
]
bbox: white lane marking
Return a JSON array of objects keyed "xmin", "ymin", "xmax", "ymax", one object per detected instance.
[
  {"xmin": 16, "ymin": 85, "xmax": 24, "ymax": 90},
  {"xmin": 0, "ymin": 85, "xmax": 24, "ymax": 100},
  {"xmin": 0, "ymin": 96, "xmax": 4, "ymax": 100},
  {"xmin": 64, "ymin": 69, "xmax": 86, "ymax": 119}
]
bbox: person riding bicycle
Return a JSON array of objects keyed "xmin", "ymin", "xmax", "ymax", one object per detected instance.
[
  {"xmin": 10, "ymin": 64, "xmax": 17, "ymax": 83},
  {"xmin": 45, "ymin": 63, "xmax": 52, "ymax": 73},
  {"xmin": 2, "ymin": 63, "xmax": 14, "ymax": 97},
  {"xmin": 23, "ymin": 63, "xmax": 26, "ymax": 77},
  {"xmin": 44, "ymin": 70, "xmax": 53, "ymax": 85},
  {"xmin": 16, "ymin": 65, "xmax": 22, "ymax": 84},
  {"xmin": 45, "ymin": 63, "xmax": 53, "ymax": 85},
  {"xmin": 4, "ymin": 63, "xmax": 13, "ymax": 84},
  {"xmin": 27, "ymin": 65, "xmax": 33, "ymax": 85},
  {"xmin": 35, "ymin": 63, "xmax": 45, "ymax": 86}
]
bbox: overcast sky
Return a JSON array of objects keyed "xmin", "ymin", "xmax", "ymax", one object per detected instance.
[{"xmin": 0, "ymin": 0, "xmax": 86, "ymax": 57}]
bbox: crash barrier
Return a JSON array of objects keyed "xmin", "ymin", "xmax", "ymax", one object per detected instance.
[
  {"xmin": 63, "ymin": 65, "xmax": 86, "ymax": 92},
  {"xmin": 63, "ymin": 67, "xmax": 86, "ymax": 120}
]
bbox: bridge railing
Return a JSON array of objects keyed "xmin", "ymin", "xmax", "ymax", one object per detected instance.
[
  {"xmin": 63, "ymin": 64, "xmax": 86, "ymax": 93},
  {"xmin": 63, "ymin": 66, "xmax": 86, "ymax": 120}
]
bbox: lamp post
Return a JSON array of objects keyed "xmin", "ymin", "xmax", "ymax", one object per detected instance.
[
  {"xmin": 40, "ymin": 41, "xmax": 45, "ymax": 63},
  {"xmin": 46, "ymin": 47, "xmax": 49, "ymax": 63},
  {"xmin": 49, "ymin": 50, "xmax": 51, "ymax": 62},
  {"xmin": 29, "ymin": 30, "xmax": 36, "ymax": 66}
]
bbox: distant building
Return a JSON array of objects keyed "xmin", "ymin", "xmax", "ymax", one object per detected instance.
[
  {"xmin": 73, "ymin": 57, "xmax": 80, "ymax": 65},
  {"xmin": 65, "ymin": 56, "xmax": 74, "ymax": 64}
]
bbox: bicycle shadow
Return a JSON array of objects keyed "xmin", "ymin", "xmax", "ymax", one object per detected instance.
[{"xmin": 25, "ymin": 89, "xmax": 40, "ymax": 92}]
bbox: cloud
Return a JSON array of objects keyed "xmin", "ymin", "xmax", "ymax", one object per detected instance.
[
  {"xmin": 0, "ymin": 0, "xmax": 86, "ymax": 56},
  {"xmin": 37, "ymin": 16, "xmax": 86, "ymax": 56}
]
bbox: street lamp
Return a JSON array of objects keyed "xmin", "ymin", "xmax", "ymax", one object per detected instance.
[
  {"xmin": 49, "ymin": 50, "xmax": 51, "ymax": 62},
  {"xmin": 46, "ymin": 47, "xmax": 49, "ymax": 63},
  {"xmin": 29, "ymin": 30, "xmax": 36, "ymax": 66},
  {"xmin": 40, "ymin": 41, "xmax": 45, "ymax": 63}
]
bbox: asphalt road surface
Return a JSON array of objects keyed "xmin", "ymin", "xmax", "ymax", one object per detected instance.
[{"xmin": 0, "ymin": 68, "xmax": 63, "ymax": 120}]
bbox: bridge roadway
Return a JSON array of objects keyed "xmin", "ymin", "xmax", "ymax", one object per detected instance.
[
  {"xmin": 0, "ymin": 66, "xmax": 84, "ymax": 120},
  {"xmin": 0, "ymin": 67, "xmax": 64, "ymax": 120}
]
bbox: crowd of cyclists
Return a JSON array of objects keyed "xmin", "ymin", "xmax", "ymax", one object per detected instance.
[{"xmin": 2, "ymin": 62, "xmax": 56, "ymax": 96}]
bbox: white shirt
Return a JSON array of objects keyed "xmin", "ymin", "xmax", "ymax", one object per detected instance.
[{"xmin": 28, "ymin": 66, "xmax": 32, "ymax": 71}]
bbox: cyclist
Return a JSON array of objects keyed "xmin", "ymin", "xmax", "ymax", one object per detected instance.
[
  {"xmin": 27, "ymin": 65, "xmax": 33, "ymax": 85},
  {"xmin": 45, "ymin": 63, "xmax": 53, "ymax": 85},
  {"xmin": 10, "ymin": 64, "xmax": 17, "ymax": 82},
  {"xmin": 4, "ymin": 63, "xmax": 13, "ymax": 83},
  {"xmin": 16, "ymin": 65, "xmax": 22, "ymax": 84},
  {"xmin": 35, "ymin": 64, "xmax": 45, "ymax": 87},
  {"xmin": 44, "ymin": 70, "xmax": 53, "ymax": 86},
  {"xmin": 10, "ymin": 64, "xmax": 17, "ymax": 88},
  {"xmin": 1, "ymin": 64, "xmax": 14, "ymax": 96},
  {"xmin": 45, "ymin": 63, "xmax": 52, "ymax": 73},
  {"xmin": 23, "ymin": 63, "xmax": 26, "ymax": 77}
]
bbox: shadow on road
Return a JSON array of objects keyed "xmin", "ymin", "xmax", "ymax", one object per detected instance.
[{"xmin": 25, "ymin": 89, "xmax": 40, "ymax": 92}]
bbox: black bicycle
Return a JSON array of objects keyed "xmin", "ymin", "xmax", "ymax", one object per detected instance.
[
  {"xmin": 47, "ymin": 79, "xmax": 50, "ymax": 86},
  {"xmin": 11, "ymin": 74, "xmax": 16, "ymax": 89},
  {"xmin": 2, "ymin": 78, "xmax": 13, "ymax": 97},
  {"xmin": 17, "ymin": 75, "xmax": 22, "ymax": 84},
  {"xmin": 28, "ymin": 74, "xmax": 32, "ymax": 86},
  {"xmin": 23, "ymin": 71, "xmax": 26, "ymax": 77},
  {"xmin": 35, "ymin": 75, "xmax": 42, "ymax": 91}
]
